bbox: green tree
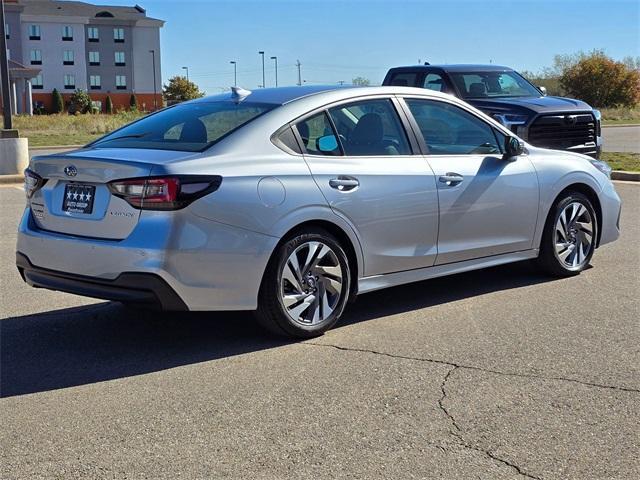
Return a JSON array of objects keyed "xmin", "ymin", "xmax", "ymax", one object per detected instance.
[
  {"xmin": 559, "ymin": 50, "xmax": 640, "ymax": 107},
  {"xmin": 162, "ymin": 76, "xmax": 204, "ymax": 103},
  {"xmin": 352, "ymin": 77, "xmax": 371, "ymax": 86},
  {"xmin": 105, "ymin": 95, "xmax": 113, "ymax": 114},
  {"xmin": 129, "ymin": 93, "xmax": 138, "ymax": 111},
  {"xmin": 51, "ymin": 88, "xmax": 64, "ymax": 114},
  {"xmin": 69, "ymin": 89, "xmax": 92, "ymax": 114}
]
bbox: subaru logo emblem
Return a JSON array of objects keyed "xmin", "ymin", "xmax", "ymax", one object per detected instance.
[
  {"xmin": 564, "ymin": 115, "xmax": 577, "ymax": 126},
  {"xmin": 64, "ymin": 165, "xmax": 77, "ymax": 177}
]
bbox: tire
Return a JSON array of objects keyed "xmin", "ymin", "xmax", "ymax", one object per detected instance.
[
  {"xmin": 536, "ymin": 191, "xmax": 598, "ymax": 277},
  {"xmin": 256, "ymin": 228, "xmax": 351, "ymax": 338}
]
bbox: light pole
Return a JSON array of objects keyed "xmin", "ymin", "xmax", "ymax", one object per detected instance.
[
  {"xmin": 258, "ymin": 51, "xmax": 265, "ymax": 88},
  {"xmin": 270, "ymin": 56, "xmax": 278, "ymax": 87},
  {"xmin": 229, "ymin": 61, "xmax": 237, "ymax": 86},
  {"xmin": 0, "ymin": 0, "xmax": 13, "ymax": 128},
  {"xmin": 181, "ymin": 66, "xmax": 189, "ymax": 82},
  {"xmin": 149, "ymin": 49, "xmax": 157, "ymax": 110}
]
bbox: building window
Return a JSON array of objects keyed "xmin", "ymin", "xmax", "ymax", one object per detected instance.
[
  {"xmin": 64, "ymin": 74, "xmax": 76, "ymax": 89},
  {"xmin": 29, "ymin": 24, "xmax": 41, "ymax": 40},
  {"xmin": 113, "ymin": 28, "xmax": 124, "ymax": 42},
  {"xmin": 115, "ymin": 75, "xmax": 127, "ymax": 89},
  {"xmin": 90, "ymin": 75, "xmax": 101, "ymax": 90},
  {"xmin": 114, "ymin": 51, "xmax": 125, "ymax": 66},
  {"xmin": 4, "ymin": 23, "xmax": 9, "ymax": 40},
  {"xmin": 62, "ymin": 25, "xmax": 73, "ymax": 41},
  {"xmin": 87, "ymin": 27, "xmax": 99, "ymax": 42},
  {"xmin": 30, "ymin": 49, "xmax": 42, "ymax": 65},
  {"xmin": 63, "ymin": 50, "xmax": 74, "ymax": 65},
  {"xmin": 88, "ymin": 51, "xmax": 100, "ymax": 66},
  {"xmin": 32, "ymin": 74, "xmax": 43, "ymax": 90}
]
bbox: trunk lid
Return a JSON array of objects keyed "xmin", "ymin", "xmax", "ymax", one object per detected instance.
[{"xmin": 28, "ymin": 148, "xmax": 195, "ymax": 240}]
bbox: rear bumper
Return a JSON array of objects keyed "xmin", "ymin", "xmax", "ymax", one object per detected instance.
[{"xmin": 16, "ymin": 252, "xmax": 188, "ymax": 310}]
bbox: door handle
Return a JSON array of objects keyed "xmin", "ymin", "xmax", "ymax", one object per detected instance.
[
  {"xmin": 329, "ymin": 176, "xmax": 360, "ymax": 191},
  {"xmin": 438, "ymin": 173, "xmax": 464, "ymax": 186}
]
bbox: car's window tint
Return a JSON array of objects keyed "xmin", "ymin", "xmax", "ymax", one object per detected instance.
[
  {"xmin": 296, "ymin": 112, "xmax": 341, "ymax": 156},
  {"xmin": 92, "ymin": 101, "xmax": 275, "ymax": 152},
  {"xmin": 450, "ymin": 71, "xmax": 540, "ymax": 99},
  {"xmin": 274, "ymin": 126, "xmax": 302, "ymax": 154},
  {"xmin": 405, "ymin": 99, "xmax": 501, "ymax": 155},
  {"xmin": 388, "ymin": 72, "xmax": 417, "ymax": 87},
  {"xmin": 423, "ymin": 73, "xmax": 446, "ymax": 92},
  {"xmin": 328, "ymin": 99, "xmax": 411, "ymax": 156}
]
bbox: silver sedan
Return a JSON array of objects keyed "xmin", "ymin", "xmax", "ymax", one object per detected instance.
[{"xmin": 17, "ymin": 85, "xmax": 621, "ymax": 337}]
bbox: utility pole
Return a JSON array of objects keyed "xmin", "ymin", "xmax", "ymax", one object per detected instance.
[
  {"xmin": 149, "ymin": 49, "xmax": 157, "ymax": 110},
  {"xmin": 0, "ymin": 0, "xmax": 13, "ymax": 129},
  {"xmin": 296, "ymin": 60, "xmax": 301, "ymax": 86},
  {"xmin": 181, "ymin": 66, "xmax": 189, "ymax": 81},
  {"xmin": 229, "ymin": 61, "xmax": 237, "ymax": 86},
  {"xmin": 270, "ymin": 56, "xmax": 278, "ymax": 87},
  {"xmin": 338, "ymin": 80, "xmax": 345, "ymax": 86},
  {"xmin": 258, "ymin": 51, "xmax": 265, "ymax": 88}
]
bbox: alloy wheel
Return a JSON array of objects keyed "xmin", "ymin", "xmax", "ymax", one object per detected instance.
[{"xmin": 554, "ymin": 201, "xmax": 594, "ymax": 269}]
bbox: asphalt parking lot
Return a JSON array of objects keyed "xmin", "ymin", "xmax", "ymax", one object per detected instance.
[{"xmin": 1, "ymin": 182, "xmax": 638, "ymax": 479}]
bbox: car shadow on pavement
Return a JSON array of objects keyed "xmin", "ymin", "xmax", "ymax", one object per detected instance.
[{"xmin": 1, "ymin": 260, "xmax": 558, "ymax": 398}]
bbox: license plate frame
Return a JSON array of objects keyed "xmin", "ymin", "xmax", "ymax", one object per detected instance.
[{"xmin": 62, "ymin": 183, "xmax": 96, "ymax": 214}]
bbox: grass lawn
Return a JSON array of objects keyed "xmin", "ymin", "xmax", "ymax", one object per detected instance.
[
  {"xmin": 14, "ymin": 112, "xmax": 145, "ymax": 147},
  {"xmin": 600, "ymin": 107, "xmax": 640, "ymax": 126},
  {"xmin": 601, "ymin": 152, "xmax": 640, "ymax": 172}
]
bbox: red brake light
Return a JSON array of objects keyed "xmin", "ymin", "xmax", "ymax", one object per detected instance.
[{"xmin": 108, "ymin": 175, "xmax": 222, "ymax": 210}]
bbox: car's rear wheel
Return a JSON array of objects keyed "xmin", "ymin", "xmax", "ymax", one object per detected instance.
[
  {"xmin": 256, "ymin": 229, "xmax": 351, "ymax": 338},
  {"xmin": 537, "ymin": 191, "xmax": 597, "ymax": 276}
]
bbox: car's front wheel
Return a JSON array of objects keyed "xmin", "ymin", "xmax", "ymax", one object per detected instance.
[
  {"xmin": 537, "ymin": 191, "xmax": 597, "ymax": 276},
  {"xmin": 256, "ymin": 229, "xmax": 351, "ymax": 338}
]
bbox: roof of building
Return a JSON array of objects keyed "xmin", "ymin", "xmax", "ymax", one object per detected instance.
[{"xmin": 16, "ymin": 0, "xmax": 164, "ymax": 25}]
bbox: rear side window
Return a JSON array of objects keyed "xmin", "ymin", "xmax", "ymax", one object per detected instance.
[
  {"xmin": 405, "ymin": 99, "xmax": 501, "ymax": 155},
  {"xmin": 328, "ymin": 99, "xmax": 411, "ymax": 156},
  {"xmin": 92, "ymin": 101, "xmax": 275, "ymax": 152}
]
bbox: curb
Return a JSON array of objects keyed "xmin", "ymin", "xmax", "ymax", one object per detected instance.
[
  {"xmin": 29, "ymin": 145, "xmax": 82, "ymax": 151},
  {"xmin": 611, "ymin": 170, "xmax": 640, "ymax": 181},
  {"xmin": 0, "ymin": 174, "xmax": 23, "ymax": 185},
  {"xmin": 602, "ymin": 124, "xmax": 640, "ymax": 128}
]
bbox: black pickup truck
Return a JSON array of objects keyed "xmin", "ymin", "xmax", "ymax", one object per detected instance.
[{"xmin": 383, "ymin": 64, "xmax": 602, "ymax": 158}]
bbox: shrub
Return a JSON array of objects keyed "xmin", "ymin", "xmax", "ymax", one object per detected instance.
[
  {"xmin": 162, "ymin": 76, "xmax": 204, "ymax": 103},
  {"xmin": 129, "ymin": 94, "xmax": 138, "ymax": 111},
  {"xmin": 51, "ymin": 89, "xmax": 64, "ymax": 114},
  {"xmin": 69, "ymin": 89, "xmax": 92, "ymax": 114},
  {"xmin": 105, "ymin": 95, "xmax": 113, "ymax": 114},
  {"xmin": 559, "ymin": 50, "xmax": 640, "ymax": 108}
]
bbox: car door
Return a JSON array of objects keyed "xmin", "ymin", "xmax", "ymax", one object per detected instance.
[
  {"xmin": 401, "ymin": 97, "xmax": 539, "ymax": 265},
  {"xmin": 295, "ymin": 97, "xmax": 439, "ymax": 276}
]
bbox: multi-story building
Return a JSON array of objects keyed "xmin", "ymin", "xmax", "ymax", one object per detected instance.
[{"xmin": 1, "ymin": 0, "xmax": 164, "ymax": 114}]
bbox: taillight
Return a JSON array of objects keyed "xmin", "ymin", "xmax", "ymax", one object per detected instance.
[
  {"xmin": 108, "ymin": 175, "xmax": 222, "ymax": 210},
  {"xmin": 24, "ymin": 168, "xmax": 47, "ymax": 199}
]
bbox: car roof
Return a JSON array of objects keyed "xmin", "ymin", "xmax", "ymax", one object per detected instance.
[
  {"xmin": 391, "ymin": 64, "xmax": 514, "ymax": 72},
  {"xmin": 190, "ymin": 85, "xmax": 355, "ymax": 106}
]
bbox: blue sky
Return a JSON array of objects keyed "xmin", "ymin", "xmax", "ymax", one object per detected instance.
[{"xmin": 104, "ymin": 0, "xmax": 639, "ymax": 94}]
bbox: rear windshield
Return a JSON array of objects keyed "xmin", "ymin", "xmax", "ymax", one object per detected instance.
[
  {"xmin": 91, "ymin": 101, "xmax": 275, "ymax": 152},
  {"xmin": 450, "ymin": 71, "xmax": 540, "ymax": 99}
]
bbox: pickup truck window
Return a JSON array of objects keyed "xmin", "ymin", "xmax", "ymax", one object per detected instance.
[
  {"xmin": 423, "ymin": 73, "xmax": 446, "ymax": 92},
  {"xmin": 450, "ymin": 71, "xmax": 540, "ymax": 99},
  {"xmin": 405, "ymin": 99, "xmax": 501, "ymax": 155},
  {"xmin": 388, "ymin": 72, "xmax": 417, "ymax": 87}
]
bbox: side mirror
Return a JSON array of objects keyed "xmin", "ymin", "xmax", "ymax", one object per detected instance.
[
  {"xmin": 317, "ymin": 135, "xmax": 338, "ymax": 153},
  {"xmin": 538, "ymin": 86, "xmax": 547, "ymax": 96},
  {"xmin": 504, "ymin": 136, "xmax": 525, "ymax": 159}
]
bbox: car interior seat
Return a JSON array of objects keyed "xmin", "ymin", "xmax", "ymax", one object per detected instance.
[
  {"xmin": 468, "ymin": 82, "xmax": 488, "ymax": 97},
  {"xmin": 348, "ymin": 113, "xmax": 399, "ymax": 155},
  {"xmin": 179, "ymin": 118, "xmax": 209, "ymax": 143}
]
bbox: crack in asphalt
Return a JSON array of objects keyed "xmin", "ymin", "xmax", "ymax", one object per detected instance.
[{"xmin": 305, "ymin": 342, "xmax": 640, "ymax": 394}]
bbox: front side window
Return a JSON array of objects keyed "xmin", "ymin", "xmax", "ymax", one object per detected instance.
[
  {"xmin": 90, "ymin": 75, "xmax": 101, "ymax": 89},
  {"xmin": 64, "ymin": 74, "xmax": 75, "ymax": 89},
  {"xmin": 29, "ymin": 24, "xmax": 40, "ymax": 40},
  {"xmin": 388, "ymin": 72, "xmax": 417, "ymax": 87},
  {"xmin": 450, "ymin": 71, "xmax": 541, "ymax": 99},
  {"xmin": 115, "ymin": 75, "xmax": 127, "ymax": 89},
  {"xmin": 113, "ymin": 27, "xmax": 124, "ymax": 41},
  {"xmin": 423, "ymin": 73, "xmax": 446, "ymax": 92},
  {"xmin": 295, "ymin": 112, "xmax": 340, "ymax": 156},
  {"xmin": 328, "ymin": 99, "xmax": 411, "ymax": 156},
  {"xmin": 63, "ymin": 50, "xmax": 74, "ymax": 65},
  {"xmin": 32, "ymin": 74, "xmax": 43, "ymax": 89},
  {"xmin": 114, "ymin": 51, "xmax": 125, "ymax": 65},
  {"xmin": 62, "ymin": 25, "xmax": 73, "ymax": 41},
  {"xmin": 30, "ymin": 49, "xmax": 42, "ymax": 64},
  {"xmin": 92, "ymin": 101, "xmax": 275, "ymax": 152},
  {"xmin": 87, "ymin": 27, "xmax": 99, "ymax": 41},
  {"xmin": 88, "ymin": 51, "xmax": 100, "ymax": 65},
  {"xmin": 405, "ymin": 99, "xmax": 501, "ymax": 155}
]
